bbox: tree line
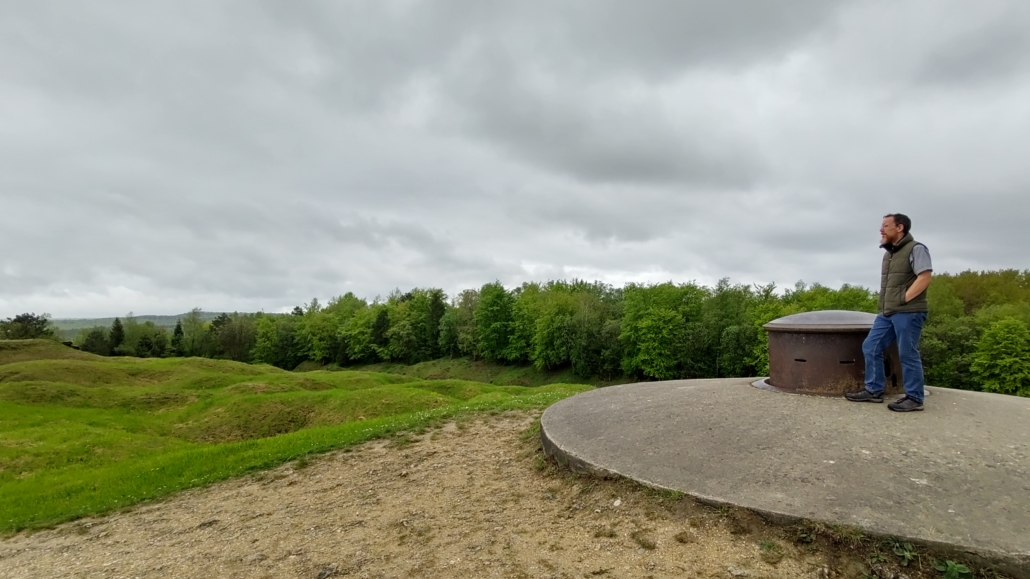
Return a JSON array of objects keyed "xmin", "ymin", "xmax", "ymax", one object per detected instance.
[{"xmin": 3, "ymin": 270, "xmax": 1028, "ymax": 397}]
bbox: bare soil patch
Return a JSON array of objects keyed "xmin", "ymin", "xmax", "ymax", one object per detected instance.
[{"xmin": 0, "ymin": 411, "xmax": 934, "ymax": 578}]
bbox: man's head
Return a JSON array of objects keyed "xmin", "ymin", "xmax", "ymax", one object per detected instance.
[{"xmin": 880, "ymin": 213, "xmax": 911, "ymax": 245}]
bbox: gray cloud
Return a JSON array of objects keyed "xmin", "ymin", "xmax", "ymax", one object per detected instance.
[
  {"xmin": 1, "ymin": 1, "xmax": 1029, "ymax": 318},
  {"xmin": 914, "ymin": 5, "xmax": 1030, "ymax": 86}
]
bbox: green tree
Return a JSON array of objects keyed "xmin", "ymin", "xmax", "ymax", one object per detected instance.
[
  {"xmin": 438, "ymin": 290, "xmax": 479, "ymax": 359},
  {"xmin": 371, "ymin": 308, "xmax": 390, "ymax": 349},
  {"xmin": 135, "ymin": 334, "xmax": 156, "ymax": 357},
  {"xmin": 78, "ymin": 327, "xmax": 110, "ymax": 356},
  {"xmin": 0, "ymin": 313, "xmax": 57, "ymax": 340},
  {"xmin": 209, "ymin": 312, "xmax": 231, "ymax": 336},
  {"xmin": 345, "ymin": 305, "xmax": 389, "ymax": 363},
  {"xmin": 170, "ymin": 320, "xmax": 184, "ymax": 356},
  {"xmin": 326, "ymin": 293, "xmax": 367, "ymax": 318},
  {"xmin": 503, "ymin": 283, "xmax": 543, "ymax": 363},
  {"xmin": 568, "ymin": 296, "xmax": 601, "ymax": 378},
  {"xmin": 926, "ymin": 278, "xmax": 965, "ymax": 319},
  {"xmin": 971, "ymin": 318, "xmax": 1030, "ymax": 397},
  {"xmin": 252, "ymin": 315, "xmax": 303, "ymax": 369},
  {"xmin": 108, "ymin": 317, "xmax": 125, "ymax": 354},
  {"xmin": 294, "ymin": 307, "xmax": 331, "ymax": 364},
  {"xmin": 565, "ymin": 289, "xmax": 623, "ymax": 379},
  {"xmin": 217, "ymin": 313, "xmax": 257, "ymax": 362},
  {"xmin": 532, "ymin": 291, "xmax": 577, "ymax": 370},
  {"xmin": 316, "ymin": 292, "xmax": 367, "ymax": 364},
  {"xmin": 294, "ymin": 315, "xmax": 325, "ymax": 363},
  {"xmin": 118, "ymin": 318, "xmax": 168, "ymax": 357},
  {"xmin": 387, "ymin": 316, "xmax": 418, "ymax": 363},
  {"xmin": 718, "ymin": 325, "xmax": 758, "ymax": 377},
  {"xmin": 306, "ymin": 298, "xmax": 321, "ymax": 315},
  {"xmin": 207, "ymin": 313, "xmax": 232, "ymax": 356},
  {"xmin": 783, "ymin": 281, "xmax": 877, "ymax": 312},
  {"xmin": 150, "ymin": 329, "xmax": 169, "ymax": 357},
  {"xmin": 620, "ymin": 282, "xmax": 707, "ymax": 377},
  {"xmin": 690, "ymin": 279, "xmax": 754, "ymax": 377},
  {"xmin": 744, "ymin": 284, "xmax": 787, "ymax": 376},
  {"xmin": 595, "ymin": 319, "xmax": 623, "ymax": 381},
  {"xmin": 180, "ymin": 308, "xmax": 206, "ymax": 357},
  {"xmin": 409, "ymin": 288, "xmax": 446, "ymax": 362},
  {"xmin": 134, "ymin": 329, "xmax": 169, "ymax": 358},
  {"xmin": 634, "ymin": 308, "xmax": 686, "ymax": 380},
  {"xmin": 438, "ymin": 308, "xmax": 461, "ymax": 358},
  {"xmin": 116, "ymin": 313, "xmax": 141, "ymax": 355},
  {"xmin": 476, "ymin": 282, "xmax": 513, "ymax": 361},
  {"xmin": 921, "ymin": 315, "xmax": 980, "ymax": 390},
  {"xmin": 941, "ymin": 269, "xmax": 1030, "ymax": 315}
]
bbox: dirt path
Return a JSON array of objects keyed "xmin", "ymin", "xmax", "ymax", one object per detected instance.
[{"xmin": 1, "ymin": 412, "xmax": 882, "ymax": 578}]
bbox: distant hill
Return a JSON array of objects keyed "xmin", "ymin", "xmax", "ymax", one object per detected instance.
[{"xmin": 51, "ymin": 312, "xmax": 226, "ymax": 334}]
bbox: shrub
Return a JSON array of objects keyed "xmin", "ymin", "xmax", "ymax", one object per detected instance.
[{"xmin": 970, "ymin": 318, "xmax": 1030, "ymax": 397}]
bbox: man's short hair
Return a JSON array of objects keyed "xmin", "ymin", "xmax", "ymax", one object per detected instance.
[{"xmin": 884, "ymin": 213, "xmax": 912, "ymax": 235}]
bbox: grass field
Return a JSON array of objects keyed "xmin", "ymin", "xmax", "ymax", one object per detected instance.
[
  {"xmin": 0, "ymin": 340, "xmax": 591, "ymax": 532},
  {"xmin": 305, "ymin": 356, "xmax": 636, "ymax": 388}
]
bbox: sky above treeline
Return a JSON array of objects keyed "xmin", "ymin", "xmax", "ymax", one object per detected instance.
[{"xmin": 2, "ymin": 1, "xmax": 1029, "ymax": 318}]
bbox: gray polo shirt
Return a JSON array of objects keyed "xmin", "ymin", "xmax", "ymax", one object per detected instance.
[{"xmin": 910, "ymin": 244, "xmax": 932, "ymax": 275}]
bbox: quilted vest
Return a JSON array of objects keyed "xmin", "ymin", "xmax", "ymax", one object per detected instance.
[{"xmin": 878, "ymin": 233, "xmax": 929, "ymax": 315}]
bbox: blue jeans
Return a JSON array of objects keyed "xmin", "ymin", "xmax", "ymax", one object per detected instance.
[{"xmin": 862, "ymin": 312, "xmax": 927, "ymax": 403}]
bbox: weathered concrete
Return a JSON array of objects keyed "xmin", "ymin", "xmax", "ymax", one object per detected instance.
[{"xmin": 541, "ymin": 379, "xmax": 1030, "ymax": 578}]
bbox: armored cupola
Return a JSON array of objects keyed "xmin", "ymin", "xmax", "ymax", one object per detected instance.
[{"xmin": 755, "ymin": 310, "xmax": 904, "ymax": 396}]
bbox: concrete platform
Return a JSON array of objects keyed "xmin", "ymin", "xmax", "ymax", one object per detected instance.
[{"xmin": 540, "ymin": 379, "xmax": 1030, "ymax": 577}]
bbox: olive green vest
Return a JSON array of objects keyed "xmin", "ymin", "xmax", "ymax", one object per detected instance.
[{"xmin": 878, "ymin": 233, "xmax": 929, "ymax": 315}]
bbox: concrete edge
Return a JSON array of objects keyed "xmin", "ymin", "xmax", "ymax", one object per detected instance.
[
  {"xmin": 539, "ymin": 405, "xmax": 1030, "ymax": 579},
  {"xmin": 751, "ymin": 378, "xmax": 938, "ymax": 397}
]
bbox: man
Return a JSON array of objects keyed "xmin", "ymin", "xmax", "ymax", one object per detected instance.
[{"xmin": 845, "ymin": 213, "xmax": 932, "ymax": 412}]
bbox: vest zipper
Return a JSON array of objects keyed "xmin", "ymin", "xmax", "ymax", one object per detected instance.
[{"xmin": 884, "ymin": 254, "xmax": 893, "ymax": 314}]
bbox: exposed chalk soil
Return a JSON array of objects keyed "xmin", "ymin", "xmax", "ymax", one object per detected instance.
[{"xmin": 1, "ymin": 411, "xmax": 930, "ymax": 579}]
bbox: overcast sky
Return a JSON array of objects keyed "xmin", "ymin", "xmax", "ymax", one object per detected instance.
[{"xmin": 2, "ymin": 1, "xmax": 1029, "ymax": 318}]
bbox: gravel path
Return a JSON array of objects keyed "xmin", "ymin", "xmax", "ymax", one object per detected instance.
[{"xmin": 1, "ymin": 412, "xmax": 871, "ymax": 578}]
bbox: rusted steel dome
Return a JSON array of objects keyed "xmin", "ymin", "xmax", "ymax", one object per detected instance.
[{"xmin": 755, "ymin": 310, "xmax": 904, "ymax": 397}]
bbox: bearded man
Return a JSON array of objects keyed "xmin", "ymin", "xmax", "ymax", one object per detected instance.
[{"xmin": 845, "ymin": 213, "xmax": 932, "ymax": 412}]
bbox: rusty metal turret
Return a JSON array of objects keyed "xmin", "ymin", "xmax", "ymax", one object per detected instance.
[{"xmin": 754, "ymin": 310, "xmax": 904, "ymax": 396}]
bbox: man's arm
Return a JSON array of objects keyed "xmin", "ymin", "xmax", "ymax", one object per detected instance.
[{"xmin": 906, "ymin": 271, "xmax": 932, "ymax": 303}]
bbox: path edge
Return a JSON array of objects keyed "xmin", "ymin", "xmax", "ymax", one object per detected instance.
[{"xmin": 540, "ymin": 403, "xmax": 1030, "ymax": 579}]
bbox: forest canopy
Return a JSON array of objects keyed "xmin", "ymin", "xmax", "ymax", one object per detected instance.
[{"xmin": 8, "ymin": 269, "xmax": 1030, "ymax": 397}]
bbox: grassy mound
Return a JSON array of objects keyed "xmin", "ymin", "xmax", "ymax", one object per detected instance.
[
  {"xmin": 329, "ymin": 356, "xmax": 635, "ymax": 387},
  {"xmin": 0, "ymin": 344, "xmax": 592, "ymax": 532},
  {"xmin": 0, "ymin": 339, "xmax": 101, "ymax": 365}
]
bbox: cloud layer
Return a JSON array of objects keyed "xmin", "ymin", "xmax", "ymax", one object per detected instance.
[{"xmin": 2, "ymin": 1, "xmax": 1029, "ymax": 317}]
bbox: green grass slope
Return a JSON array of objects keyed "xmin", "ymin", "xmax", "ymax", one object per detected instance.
[
  {"xmin": 0, "ymin": 340, "xmax": 591, "ymax": 531},
  {"xmin": 322, "ymin": 356, "xmax": 635, "ymax": 388},
  {"xmin": 0, "ymin": 339, "xmax": 102, "ymax": 365}
]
